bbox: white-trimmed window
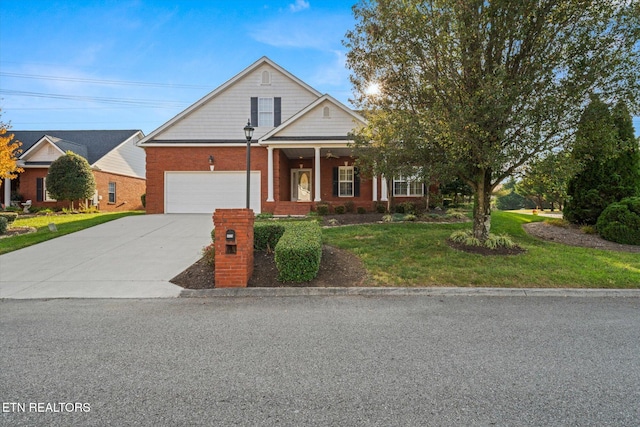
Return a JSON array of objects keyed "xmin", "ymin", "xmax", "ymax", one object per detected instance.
[
  {"xmin": 339, "ymin": 166, "xmax": 354, "ymax": 197},
  {"xmin": 258, "ymin": 97, "xmax": 273, "ymax": 127},
  {"xmin": 108, "ymin": 182, "xmax": 116, "ymax": 203},
  {"xmin": 393, "ymin": 176, "xmax": 424, "ymax": 197}
]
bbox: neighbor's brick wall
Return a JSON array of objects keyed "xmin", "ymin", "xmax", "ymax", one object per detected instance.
[
  {"xmin": 93, "ymin": 171, "xmax": 145, "ymax": 211},
  {"xmin": 144, "ymin": 146, "xmax": 269, "ymax": 214}
]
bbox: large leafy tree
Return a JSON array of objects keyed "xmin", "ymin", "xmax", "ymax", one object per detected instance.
[
  {"xmin": 0, "ymin": 113, "xmax": 23, "ymax": 181},
  {"xmin": 564, "ymin": 97, "xmax": 640, "ymax": 224},
  {"xmin": 516, "ymin": 150, "xmax": 576, "ymax": 211},
  {"xmin": 46, "ymin": 151, "xmax": 96, "ymax": 209},
  {"xmin": 345, "ymin": 0, "xmax": 640, "ymax": 241}
]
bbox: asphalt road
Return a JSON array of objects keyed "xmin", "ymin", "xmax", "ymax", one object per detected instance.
[{"xmin": 1, "ymin": 296, "xmax": 639, "ymax": 426}]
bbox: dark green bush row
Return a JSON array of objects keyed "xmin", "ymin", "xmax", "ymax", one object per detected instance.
[
  {"xmin": 0, "ymin": 217, "xmax": 7, "ymax": 234},
  {"xmin": 0, "ymin": 212, "xmax": 18, "ymax": 223},
  {"xmin": 596, "ymin": 197, "xmax": 640, "ymax": 245},
  {"xmin": 274, "ymin": 221, "xmax": 322, "ymax": 282},
  {"xmin": 254, "ymin": 222, "xmax": 286, "ymax": 251}
]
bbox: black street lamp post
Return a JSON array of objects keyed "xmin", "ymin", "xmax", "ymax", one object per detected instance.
[{"xmin": 243, "ymin": 120, "xmax": 254, "ymax": 209}]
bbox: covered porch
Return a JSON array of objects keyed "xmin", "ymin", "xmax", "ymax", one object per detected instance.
[{"xmin": 262, "ymin": 142, "xmax": 389, "ymax": 215}]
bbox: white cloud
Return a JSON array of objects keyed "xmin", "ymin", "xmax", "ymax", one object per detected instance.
[{"xmin": 289, "ymin": 0, "xmax": 310, "ymax": 13}]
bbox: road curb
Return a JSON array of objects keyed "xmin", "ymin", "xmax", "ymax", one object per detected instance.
[{"xmin": 180, "ymin": 287, "xmax": 640, "ymax": 298}]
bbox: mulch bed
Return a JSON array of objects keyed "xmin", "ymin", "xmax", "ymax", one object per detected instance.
[
  {"xmin": 171, "ymin": 245, "xmax": 367, "ymax": 289},
  {"xmin": 0, "ymin": 226, "xmax": 37, "ymax": 239},
  {"xmin": 523, "ymin": 222, "xmax": 640, "ymax": 253}
]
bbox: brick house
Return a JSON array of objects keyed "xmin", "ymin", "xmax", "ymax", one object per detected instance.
[
  {"xmin": 1, "ymin": 130, "xmax": 146, "ymax": 211},
  {"xmin": 138, "ymin": 57, "xmax": 427, "ymax": 215}
]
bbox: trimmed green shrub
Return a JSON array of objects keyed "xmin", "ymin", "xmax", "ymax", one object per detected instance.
[
  {"xmin": 357, "ymin": 206, "xmax": 367, "ymax": 214},
  {"xmin": 596, "ymin": 197, "xmax": 640, "ymax": 245},
  {"xmin": 334, "ymin": 205, "xmax": 346, "ymax": 214},
  {"xmin": 345, "ymin": 201, "xmax": 355, "ymax": 213},
  {"xmin": 254, "ymin": 223, "xmax": 286, "ymax": 251},
  {"xmin": 375, "ymin": 203, "xmax": 387, "ymax": 213},
  {"xmin": 141, "ymin": 193, "xmax": 146, "ymax": 208},
  {"xmin": 316, "ymin": 203, "xmax": 330, "ymax": 215},
  {"xmin": 0, "ymin": 212, "xmax": 18, "ymax": 224},
  {"xmin": 0, "ymin": 217, "xmax": 7, "ymax": 234},
  {"xmin": 274, "ymin": 221, "xmax": 322, "ymax": 282}
]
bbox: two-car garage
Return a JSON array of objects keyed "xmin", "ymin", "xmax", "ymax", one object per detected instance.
[{"xmin": 164, "ymin": 171, "xmax": 261, "ymax": 214}]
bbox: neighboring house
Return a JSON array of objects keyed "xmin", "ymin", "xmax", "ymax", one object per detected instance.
[
  {"xmin": 1, "ymin": 130, "xmax": 146, "ymax": 211},
  {"xmin": 138, "ymin": 57, "xmax": 426, "ymax": 215}
]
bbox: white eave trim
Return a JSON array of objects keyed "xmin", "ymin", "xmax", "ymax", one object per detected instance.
[{"xmin": 138, "ymin": 142, "xmax": 252, "ymax": 148}]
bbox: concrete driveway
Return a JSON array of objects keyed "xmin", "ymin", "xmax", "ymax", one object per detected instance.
[{"xmin": 0, "ymin": 214, "xmax": 213, "ymax": 299}]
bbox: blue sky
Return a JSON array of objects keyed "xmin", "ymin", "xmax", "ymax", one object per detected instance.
[
  {"xmin": 1, "ymin": 0, "xmax": 639, "ymax": 137},
  {"xmin": 0, "ymin": 0, "xmax": 356, "ymax": 134}
]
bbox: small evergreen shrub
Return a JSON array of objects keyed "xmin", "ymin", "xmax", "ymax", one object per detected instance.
[
  {"xmin": 0, "ymin": 212, "xmax": 18, "ymax": 224},
  {"xmin": 0, "ymin": 217, "xmax": 7, "ymax": 234},
  {"xmin": 274, "ymin": 221, "xmax": 322, "ymax": 282},
  {"xmin": 334, "ymin": 205, "xmax": 346, "ymax": 214},
  {"xmin": 254, "ymin": 223, "xmax": 286, "ymax": 251},
  {"xmin": 141, "ymin": 193, "xmax": 146, "ymax": 208},
  {"xmin": 375, "ymin": 203, "xmax": 387, "ymax": 213},
  {"xmin": 596, "ymin": 197, "xmax": 640, "ymax": 245},
  {"xmin": 316, "ymin": 203, "xmax": 330, "ymax": 215},
  {"xmin": 344, "ymin": 201, "xmax": 355, "ymax": 213},
  {"xmin": 357, "ymin": 206, "xmax": 367, "ymax": 214}
]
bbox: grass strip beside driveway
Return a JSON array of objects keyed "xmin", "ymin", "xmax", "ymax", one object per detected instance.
[
  {"xmin": 322, "ymin": 211, "xmax": 640, "ymax": 288},
  {"xmin": 0, "ymin": 211, "xmax": 144, "ymax": 255}
]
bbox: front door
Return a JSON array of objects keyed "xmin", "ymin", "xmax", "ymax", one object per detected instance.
[{"xmin": 291, "ymin": 169, "xmax": 312, "ymax": 201}]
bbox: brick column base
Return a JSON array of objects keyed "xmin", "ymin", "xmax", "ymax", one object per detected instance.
[{"xmin": 213, "ymin": 209, "xmax": 254, "ymax": 288}]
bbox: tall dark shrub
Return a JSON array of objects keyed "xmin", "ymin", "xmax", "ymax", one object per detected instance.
[{"xmin": 565, "ymin": 97, "xmax": 640, "ymax": 224}]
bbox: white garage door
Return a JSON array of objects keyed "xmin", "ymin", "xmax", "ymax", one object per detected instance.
[{"xmin": 165, "ymin": 171, "xmax": 261, "ymax": 214}]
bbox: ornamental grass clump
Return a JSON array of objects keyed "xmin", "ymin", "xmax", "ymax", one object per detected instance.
[{"xmin": 449, "ymin": 230, "xmax": 516, "ymax": 249}]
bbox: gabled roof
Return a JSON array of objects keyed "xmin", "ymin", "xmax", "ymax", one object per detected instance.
[
  {"xmin": 13, "ymin": 130, "xmax": 143, "ymax": 164},
  {"xmin": 138, "ymin": 56, "xmax": 323, "ymax": 145},
  {"xmin": 259, "ymin": 94, "xmax": 367, "ymax": 142}
]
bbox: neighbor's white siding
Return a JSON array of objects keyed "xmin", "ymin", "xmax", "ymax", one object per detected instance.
[
  {"xmin": 93, "ymin": 133, "xmax": 146, "ymax": 178},
  {"xmin": 155, "ymin": 64, "xmax": 318, "ymax": 141},
  {"xmin": 27, "ymin": 142, "xmax": 62, "ymax": 162}
]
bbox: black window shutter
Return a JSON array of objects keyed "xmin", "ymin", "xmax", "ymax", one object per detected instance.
[
  {"xmin": 36, "ymin": 178, "xmax": 43, "ymax": 202},
  {"xmin": 354, "ymin": 167, "xmax": 361, "ymax": 197},
  {"xmin": 274, "ymin": 97, "xmax": 281, "ymax": 126},
  {"xmin": 250, "ymin": 97, "xmax": 258, "ymax": 127},
  {"xmin": 332, "ymin": 167, "xmax": 338, "ymax": 197}
]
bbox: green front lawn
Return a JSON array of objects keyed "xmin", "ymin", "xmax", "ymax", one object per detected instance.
[
  {"xmin": 0, "ymin": 211, "xmax": 144, "ymax": 254},
  {"xmin": 322, "ymin": 211, "xmax": 640, "ymax": 288}
]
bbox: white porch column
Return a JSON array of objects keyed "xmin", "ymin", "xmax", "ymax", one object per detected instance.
[
  {"xmin": 372, "ymin": 175, "xmax": 378, "ymax": 202},
  {"xmin": 314, "ymin": 147, "xmax": 321, "ymax": 202},
  {"xmin": 3, "ymin": 177, "xmax": 11, "ymax": 207},
  {"xmin": 267, "ymin": 146, "xmax": 274, "ymax": 202},
  {"xmin": 381, "ymin": 175, "xmax": 388, "ymax": 201}
]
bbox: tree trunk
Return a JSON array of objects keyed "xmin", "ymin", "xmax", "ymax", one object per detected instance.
[{"xmin": 472, "ymin": 170, "xmax": 492, "ymax": 242}]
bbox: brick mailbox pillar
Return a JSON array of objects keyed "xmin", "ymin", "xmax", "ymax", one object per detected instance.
[{"xmin": 213, "ymin": 209, "xmax": 254, "ymax": 288}]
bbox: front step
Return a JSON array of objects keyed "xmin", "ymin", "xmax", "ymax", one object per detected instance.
[{"xmin": 273, "ymin": 202, "xmax": 312, "ymax": 216}]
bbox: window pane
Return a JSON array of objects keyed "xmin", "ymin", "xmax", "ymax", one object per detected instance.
[
  {"xmin": 409, "ymin": 181, "xmax": 423, "ymax": 196},
  {"xmin": 258, "ymin": 98, "xmax": 273, "ymax": 127}
]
